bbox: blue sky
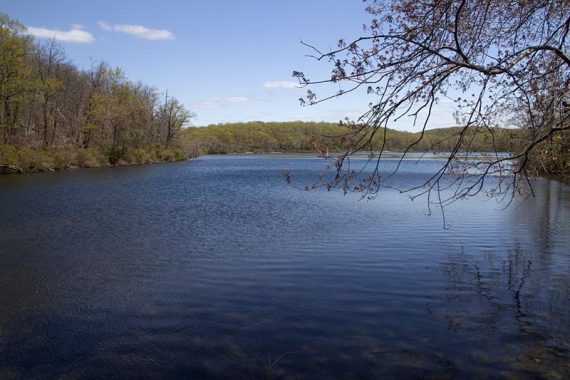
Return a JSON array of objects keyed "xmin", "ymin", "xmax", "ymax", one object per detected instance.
[{"xmin": 2, "ymin": 0, "xmax": 455, "ymax": 129}]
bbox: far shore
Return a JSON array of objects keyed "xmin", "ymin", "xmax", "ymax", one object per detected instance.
[{"xmin": 1, "ymin": 149, "xmax": 515, "ymax": 175}]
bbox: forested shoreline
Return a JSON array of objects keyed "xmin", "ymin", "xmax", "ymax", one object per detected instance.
[
  {"xmin": 0, "ymin": 15, "xmax": 192, "ymax": 174},
  {"xmin": 186, "ymin": 122, "xmax": 569, "ymax": 179},
  {"xmin": 183, "ymin": 121, "xmax": 517, "ymax": 156}
]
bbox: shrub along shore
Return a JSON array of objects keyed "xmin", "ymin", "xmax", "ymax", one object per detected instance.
[{"xmin": 0, "ymin": 145, "xmax": 189, "ymax": 174}]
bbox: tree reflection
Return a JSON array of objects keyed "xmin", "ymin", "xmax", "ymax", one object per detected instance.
[{"xmin": 436, "ymin": 239, "xmax": 570, "ymax": 378}]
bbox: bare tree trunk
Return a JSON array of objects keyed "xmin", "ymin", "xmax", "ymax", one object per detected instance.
[
  {"xmin": 42, "ymin": 98, "xmax": 49, "ymax": 146},
  {"xmin": 3, "ymin": 100, "xmax": 11, "ymax": 145},
  {"xmin": 112, "ymin": 120, "xmax": 118, "ymax": 151},
  {"xmin": 50, "ymin": 112, "xmax": 57, "ymax": 147}
]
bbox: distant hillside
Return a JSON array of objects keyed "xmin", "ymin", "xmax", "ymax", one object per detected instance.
[{"xmin": 182, "ymin": 122, "xmax": 519, "ymax": 155}]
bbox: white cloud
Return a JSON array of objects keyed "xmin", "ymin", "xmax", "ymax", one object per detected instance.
[
  {"xmin": 262, "ymin": 80, "xmax": 300, "ymax": 89},
  {"xmin": 98, "ymin": 22, "xmax": 174, "ymax": 40},
  {"xmin": 26, "ymin": 25, "xmax": 95, "ymax": 43},
  {"xmin": 194, "ymin": 96, "xmax": 249, "ymax": 108}
]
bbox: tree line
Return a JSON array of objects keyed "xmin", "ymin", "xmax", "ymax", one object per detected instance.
[
  {"xmin": 0, "ymin": 14, "xmax": 192, "ymax": 173},
  {"xmin": 183, "ymin": 121, "xmax": 518, "ymax": 156}
]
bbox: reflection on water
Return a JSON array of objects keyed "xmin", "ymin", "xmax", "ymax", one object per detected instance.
[
  {"xmin": 433, "ymin": 179, "xmax": 570, "ymax": 378},
  {"xmin": 438, "ymin": 247, "xmax": 569, "ymax": 378},
  {"xmin": 0, "ymin": 155, "xmax": 568, "ymax": 379}
]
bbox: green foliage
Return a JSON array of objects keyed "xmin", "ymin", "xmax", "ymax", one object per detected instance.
[
  {"xmin": 0, "ymin": 144, "xmax": 18, "ymax": 165},
  {"xmin": 183, "ymin": 122, "xmax": 518, "ymax": 155},
  {"xmin": 0, "ymin": 14, "xmax": 34, "ymax": 144},
  {"xmin": 0, "ymin": 144, "xmax": 192, "ymax": 173},
  {"xmin": 0, "ymin": 13, "xmax": 193, "ymax": 172},
  {"xmin": 123, "ymin": 147, "xmax": 153, "ymax": 164},
  {"xmin": 1, "ymin": 146, "xmax": 55, "ymax": 171}
]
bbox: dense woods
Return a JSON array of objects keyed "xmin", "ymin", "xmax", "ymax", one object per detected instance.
[
  {"xmin": 0, "ymin": 14, "xmax": 192, "ymax": 173},
  {"xmin": 183, "ymin": 121, "xmax": 516, "ymax": 156}
]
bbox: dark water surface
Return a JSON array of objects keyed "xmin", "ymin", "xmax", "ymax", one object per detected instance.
[{"xmin": 1, "ymin": 154, "xmax": 569, "ymax": 379}]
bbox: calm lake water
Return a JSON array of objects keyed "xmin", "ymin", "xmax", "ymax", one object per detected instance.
[{"xmin": 0, "ymin": 154, "xmax": 569, "ymax": 379}]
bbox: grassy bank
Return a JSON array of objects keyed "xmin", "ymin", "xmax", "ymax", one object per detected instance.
[{"xmin": 0, "ymin": 145, "xmax": 189, "ymax": 174}]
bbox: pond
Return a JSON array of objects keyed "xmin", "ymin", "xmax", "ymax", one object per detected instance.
[{"xmin": 0, "ymin": 154, "xmax": 569, "ymax": 379}]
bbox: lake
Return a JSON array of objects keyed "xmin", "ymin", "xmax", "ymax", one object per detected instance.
[{"xmin": 0, "ymin": 154, "xmax": 569, "ymax": 379}]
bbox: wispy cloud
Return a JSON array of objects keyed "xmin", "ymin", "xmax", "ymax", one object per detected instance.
[
  {"xmin": 26, "ymin": 25, "xmax": 95, "ymax": 43},
  {"xmin": 262, "ymin": 80, "xmax": 299, "ymax": 89},
  {"xmin": 98, "ymin": 21, "xmax": 174, "ymax": 40},
  {"xmin": 97, "ymin": 21, "xmax": 113, "ymax": 31},
  {"xmin": 194, "ymin": 96, "xmax": 249, "ymax": 108}
]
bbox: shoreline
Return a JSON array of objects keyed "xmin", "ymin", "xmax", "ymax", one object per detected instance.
[
  {"xmin": 0, "ymin": 157, "xmax": 190, "ymax": 175},
  {"xmin": 0, "ymin": 145, "xmax": 191, "ymax": 175},
  {"xmin": 3, "ymin": 150, "xmax": 567, "ymax": 184},
  {"xmin": 0, "ymin": 151, "xmax": 471, "ymax": 175},
  {"xmin": 0, "ymin": 150, "xmax": 512, "ymax": 175}
]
